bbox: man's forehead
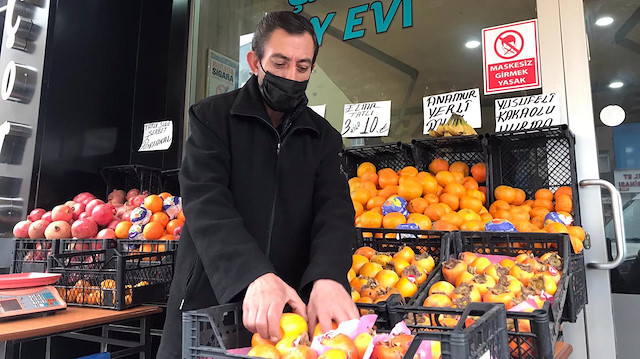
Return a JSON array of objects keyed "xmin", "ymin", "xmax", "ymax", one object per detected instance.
[{"xmin": 263, "ymin": 29, "xmax": 314, "ymax": 57}]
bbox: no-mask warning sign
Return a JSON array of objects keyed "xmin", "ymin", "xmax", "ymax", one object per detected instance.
[{"xmin": 482, "ymin": 19, "xmax": 541, "ymax": 95}]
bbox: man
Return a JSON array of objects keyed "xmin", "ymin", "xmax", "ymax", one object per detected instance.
[{"xmin": 158, "ymin": 11, "xmax": 358, "ymax": 358}]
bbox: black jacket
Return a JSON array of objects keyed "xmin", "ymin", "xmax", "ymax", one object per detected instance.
[{"xmin": 158, "ymin": 76, "xmax": 356, "ymax": 358}]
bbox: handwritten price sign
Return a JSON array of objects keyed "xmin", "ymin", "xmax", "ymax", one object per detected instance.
[{"xmin": 341, "ymin": 100, "xmax": 391, "ymax": 138}]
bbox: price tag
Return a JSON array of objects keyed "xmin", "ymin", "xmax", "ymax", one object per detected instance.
[
  {"xmin": 422, "ymin": 88, "xmax": 481, "ymax": 133},
  {"xmin": 138, "ymin": 120, "xmax": 173, "ymax": 152},
  {"xmin": 341, "ymin": 100, "xmax": 391, "ymax": 138}
]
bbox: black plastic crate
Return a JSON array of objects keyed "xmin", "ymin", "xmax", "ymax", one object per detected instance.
[
  {"xmin": 353, "ymin": 228, "xmax": 453, "ymax": 327},
  {"xmin": 11, "ymin": 238, "xmax": 58, "ymax": 273},
  {"xmin": 182, "ymin": 301, "xmax": 509, "ymax": 359},
  {"xmin": 485, "ymin": 125, "xmax": 581, "ymax": 225},
  {"xmin": 340, "ymin": 142, "xmax": 414, "ymax": 178},
  {"xmin": 412, "ymin": 135, "xmax": 487, "ymax": 177},
  {"xmin": 562, "ymin": 252, "xmax": 587, "ymax": 323},
  {"xmin": 49, "ymin": 248, "xmax": 175, "ymax": 310},
  {"xmin": 440, "ymin": 231, "xmax": 571, "ymax": 358},
  {"xmin": 100, "ymin": 165, "xmax": 162, "ymax": 198},
  {"xmin": 58, "ymin": 238, "xmax": 117, "ymax": 253},
  {"xmin": 161, "ymin": 168, "xmax": 181, "ymax": 196}
]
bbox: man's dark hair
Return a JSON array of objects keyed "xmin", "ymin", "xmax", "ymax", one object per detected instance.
[{"xmin": 252, "ymin": 11, "xmax": 319, "ymax": 64}]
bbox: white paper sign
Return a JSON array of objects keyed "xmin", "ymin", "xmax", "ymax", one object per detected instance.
[
  {"xmin": 494, "ymin": 93, "xmax": 561, "ymax": 132},
  {"xmin": 422, "ymin": 88, "xmax": 481, "ymax": 134},
  {"xmin": 309, "ymin": 104, "xmax": 326, "ymax": 117},
  {"xmin": 614, "ymin": 169, "xmax": 640, "ymax": 193},
  {"xmin": 207, "ymin": 49, "xmax": 238, "ymax": 96},
  {"xmin": 138, "ymin": 121, "xmax": 173, "ymax": 152},
  {"xmin": 341, "ymin": 101, "xmax": 391, "ymax": 138}
]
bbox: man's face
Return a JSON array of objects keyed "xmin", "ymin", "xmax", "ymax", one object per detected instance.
[{"xmin": 248, "ymin": 28, "xmax": 315, "ymax": 83}]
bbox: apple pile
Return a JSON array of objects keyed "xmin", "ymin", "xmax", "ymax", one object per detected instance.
[{"xmin": 12, "ymin": 189, "xmax": 154, "ymax": 240}]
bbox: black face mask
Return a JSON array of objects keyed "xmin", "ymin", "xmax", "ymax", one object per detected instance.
[{"xmin": 258, "ymin": 61, "xmax": 309, "ymax": 112}]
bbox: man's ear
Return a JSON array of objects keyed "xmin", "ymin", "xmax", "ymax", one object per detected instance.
[{"xmin": 247, "ymin": 51, "xmax": 260, "ymax": 76}]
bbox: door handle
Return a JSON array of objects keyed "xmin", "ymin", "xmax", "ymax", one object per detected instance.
[{"xmin": 579, "ymin": 179, "xmax": 626, "ymax": 270}]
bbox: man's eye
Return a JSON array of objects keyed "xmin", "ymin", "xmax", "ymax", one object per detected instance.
[
  {"xmin": 274, "ymin": 63, "xmax": 285, "ymax": 68},
  {"xmin": 298, "ymin": 67, "xmax": 309, "ymax": 73}
]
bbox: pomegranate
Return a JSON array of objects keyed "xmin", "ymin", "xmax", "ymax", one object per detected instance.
[
  {"xmin": 13, "ymin": 220, "xmax": 32, "ymax": 238},
  {"xmin": 122, "ymin": 210, "xmax": 133, "ymax": 222},
  {"xmin": 96, "ymin": 228, "xmax": 116, "ymax": 239},
  {"xmin": 115, "ymin": 205, "xmax": 133, "ymax": 219},
  {"xmin": 29, "ymin": 219, "xmax": 51, "ymax": 239},
  {"xmin": 45, "ymin": 221, "xmax": 72, "ymax": 239},
  {"xmin": 126, "ymin": 189, "xmax": 140, "ymax": 201},
  {"xmin": 92, "ymin": 204, "xmax": 115, "ymax": 226},
  {"xmin": 173, "ymin": 226, "xmax": 182, "ymax": 240},
  {"xmin": 74, "ymin": 192, "xmax": 96, "ymax": 202},
  {"xmin": 51, "ymin": 205, "xmax": 73, "ymax": 222},
  {"xmin": 108, "ymin": 189, "xmax": 126, "ymax": 203},
  {"xmin": 28, "ymin": 208, "xmax": 46, "ymax": 222},
  {"xmin": 72, "ymin": 203, "xmax": 86, "ymax": 220},
  {"xmin": 71, "ymin": 218, "xmax": 99, "ymax": 239},
  {"xmin": 41, "ymin": 211, "xmax": 53, "ymax": 222},
  {"xmin": 65, "ymin": 200, "xmax": 76, "ymax": 207},
  {"xmin": 85, "ymin": 199, "xmax": 105, "ymax": 216},
  {"xmin": 79, "ymin": 212, "xmax": 91, "ymax": 220},
  {"xmin": 106, "ymin": 220, "xmax": 119, "ymax": 230},
  {"xmin": 110, "ymin": 201, "xmax": 124, "ymax": 208},
  {"xmin": 131, "ymin": 195, "xmax": 146, "ymax": 207}
]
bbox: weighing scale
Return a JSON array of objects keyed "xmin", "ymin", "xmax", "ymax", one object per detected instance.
[{"xmin": 0, "ymin": 272, "xmax": 66, "ymax": 320}]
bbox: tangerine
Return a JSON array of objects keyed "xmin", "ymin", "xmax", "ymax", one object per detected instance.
[
  {"xmin": 366, "ymin": 196, "xmax": 386, "ymax": 210},
  {"xmin": 444, "ymin": 182, "xmax": 466, "ymax": 198},
  {"xmin": 489, "ymin": 200, "xmax": 510, "ymax": 215},
  {"xmin": 359, "ymin": 181, "xmax": 378, "ymax": 198},
  {"xmin": 424, "ymin": 204, "xmax": 446, "ymax": 221},
  {"xmin": 407, "ymin": 213, "xmax": 432, "ymax": 230},
  {"xmin": 555, "ymin": 186, "xmax": 573, "ymax": 199},
  {"xmin": 535, "ymin": 189, "xmax": 554, "ymax": 201},
  {"xmin": 441, "ymin": 212, "xmax": 463, "ymax": 228},
  {"xmin": 460, "ymin": 220, "xmax": 484, "ymax": 231},
  {"xmin": 160, "ymin": 234, "xmax": 174, "ymax": 240},
  {"xmin": 530, "ymin": 217, "xmax": 545, "ymax": 229},
  {"xmin": 462, "ymin": 177, "xmax": 479, "ymax": 190},
  {"xmin": 399, "ymin": 174, "xmax": 420, "ymax": 186},
  {"xmin": 421, "ymin": 176, "xmax": 439, "ymax": 195},
  {"xmin": 360, "ymin": 172, "xmax": 378, "ymax": 185},
  {"xmin": 399, "ymin": 166, "xmax": 419, "ymax": 177},
  {"xmin": 432, "ymin": 220, "xmax": 458, "ymax": 231},
  {"xmin": 407, "ymin": 197, "xmax": 429, "ymax": 214},
  {"xmin": 357, "ymin": 162, "xmax": 377, "ymax": 178},
  {"xmin": 449, "ymin": 161, "xmax": 470, "ymax": 176},
  {"xmin": 439, "ymin": 203, "xmax": 453, "ymax": 214},
  {"xmin": 377, "ymin": 185, "xmax": 399, "ymax": 199},
  {"xmin": 509, "ymin": 207, "xmax": 530, "ymax": 223},
  {"xmin": 383, "ymin": 212, "xmax": 407, "ymax": 229},
  {"xmin": 359, "ymin": 211, "xmax": 383, "ymax": 228},
  {"xmin": 439, "ymin": 193, "xmax": 460, "ymax": 211},
  {"xmin": 348, "ymin": 177, "xmax": 361, "ymax": 190},
  {"xmin": 555, "ymin": 194, "xmax": 573, "ymax": 213},
  {"xmin": 466, "ymin": 189, "xmax": 484, "ymax": 203},
  {"xmin": 378, "ymin": 168, "xmax": 399, "ymax": 188},
  {"xmin": 523, "ymin": 199, "xmax": 535, "ymax": 208},
  {"xmin": 398, "ymin": 180, "xmax": 423, "ymax": 201},
  {"xmin": 546, "ymin": 222, "xmax": 569, "ymax": 234},
  {"xmin": 115, "ymin": 221, "xmax": 133, "ymax": 239},
  {"xmin": 159, "ymin": 192, "xmax": 172, "ymax": 200},
  {"xmin": 143, "ymin": 221, "xmax": 164, "ymax": 239},
  {"xmin": 166, "ymin": 219, "xmax": 184, "ymax": 234},
  {"xmin": 481, "ymin": 213, "xmax": 493, "ymax": 222},
  {"xmin": 459, "ymin": 195, "xmax": 483, "ymax": 213},
  {"xmin": 150, "ymin": 212, "xmax": 170, "ymax": 228},
  {"xmin": 513, "ymin": 189, "xmax": 526, "ymax": 206},
  {"xmin": 458, "ymin": 208, "xmax": 481, "ymax": 222},
  {"xmin": 416, "ymin": 171, "xmax": 431, "ymax": 182},
  {"xmin": 353, "ymin": 201, "xmax": 364, "ymax": 218},
  {"xmin": 493, "ymin": 209, "xmax": 511, "ymax": 221},
  {"xmin": 494, "ymin": 186, "xmax": 516, "ymax": 204},
  {"xmin": 568, "ymin": 226, "xmax": 586, "ymax": 241},
  {"xmin": 143, "ymin": 195, "xmax": 164, "ymax": 213},
  {"xmin": 435, "ymin": 171, "xmax": 455, "ymax": 187},
  {"xmin": 452, "ymin": 172, "xmax": 465, "ymax": 184},
  {"xmin": 177, "ymin": 210, "xmax": 185, "ymax": 222},
  {"xmin": 470, "ymin": 163, "xmax": 486, "ymax": 183},
  {"xmin": 350, "ymin": 188, "xmax": 370, "ymax": 205},
  {"xmin": 428, "ymin": 158, "xmax": 449, "ymax": 174},
  {"xmin": 533, "ymin": 199, "xmax": 555, "ymax": 212},
  {"xmin": 530, "ymin": 207, "xmax": 550, "ymax": 220},
  {"xmin": 423, "ymin": 193, "xmax": 439, "ymax": 205}
]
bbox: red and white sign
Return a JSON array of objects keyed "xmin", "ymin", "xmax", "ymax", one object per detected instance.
[{"xmin": 482, "ymin": 19, "xmax": 541, "ymax": 95}]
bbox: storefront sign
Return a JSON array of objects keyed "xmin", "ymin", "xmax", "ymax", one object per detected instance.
[
  {"xmin": 614, "ymin": 169, "xmax": 640, "ymax": 193},
  {"xmin": 494, "ymin": 93, "xmax": 560, "ymax": 132},
  {"xmin": 422, "ymin": 88, "xmax": 481, "ymax": 134},
  {"xmin": 309, "ymin": 104, "xmax": 326, "ymax": 117},
  {"xmin": 139, "ymin": 121, "xmax": 173, "ymax": 152},
  {"xmin": 290, "ymin": 0, "xmax": 413, "ymax": 45},
  {"xmin": 482, "ymin": 19, "xmax": 541, "ymax": 95},
  {"xmin": 207, "ymin": 49, "xmax": 238, "ymax": 96},
  {"xmin": 341, "ymin": 100, "xmax": 390, "ymax": 138}
]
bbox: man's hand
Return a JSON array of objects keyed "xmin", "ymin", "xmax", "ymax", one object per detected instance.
[
  {"xmin": 243, "ymin": 273, "xmax": 307, "ymax": 342},
  {"xmin": 307, "ymin": 279, "xmax": 359, "ymax": 335}
]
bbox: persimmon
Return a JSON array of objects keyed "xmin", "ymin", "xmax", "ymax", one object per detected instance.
[
  {"xmin": 403, "ymin": 265, "xmax": 427, "ymax": 285},
  {"xmin": 352, "ymin": 254, "xmax": 369, "ymax": 273},
  {"xmin": 393, "ymin": 246, "xmax": 415, "ymax": 263},
  {"xmin": 510, "ymin": 263, "xmax": 534, "ymax": 287},
  {"xmin": 347, "ymin": 269, "xmax": 356, "ymax": 283},
  {"xmin": 318, "ymin": 348, "xmax": 349, "ymax": 359},
  {"xmin": 428, "ymin": 281, "xmax": 455, "ymax": 297},
  {"xmin": 530, "ymin": 273, "xmax": 557, "ymax": 296},
  {"xmin": 249, "ymin": 344, "xmax": 281, "ymax": 359},
  {"xmin": 471, "ymin": 256, "xmax": 492, "ymax": 274},
  {"xmin": 280, "ymin": 313, "xmax": 307, "ymax": 338},
  {"xmin": 451, "ymin": 283, "xmax": 481, "ymax": 303},
  {"xmin": 484, "ymin": 264, "xmax": 509, "ymax": 281},
  {"xmin": 283, "ymin": 346, "xmax": 317, "ymax": 359},
  {"xmin": 470, "ymin": 274, "xmax": 496, "ymax": 296},
  {"xmin": 458, "ymin": 252, "xmax": 478, "ymax": 265},
  {"xmin": 371, "ymin": 253, "xmax": 393, "ymax": 266},
  {"xmin": 359, "ymin": 262, "xmax": 383, "ymax": 278},
  {"xmin": 412, "ymin": 253, "xmax": 435, "ymax": 273},
  {"xmin": 455, "ymin": 267, "xmax": 476, "ymax": 287},
  {"xmin": 483, "ymin": 286, "xmax": 515, "ymax": 307},
  {"xmin": 396, "ymin": 276, "xmax": 418, "ymax": 298},
  {"xmin": 375, "ymin": 270, "xmax": 400, "ymax": 288},
  {"xmin": 423, "ymin": 294, "xmax": 453, "ymax": 307},
  {"xmin": 500, "ymin": 275, "xmax": 524, "ymax": 297},
  {"xmin": 442, "ymin": 258, "xmax": 467, "ymax": 284},
  {"xmin": 354, "ymin": 246, "xmax": 375, "ymax": 259},
  {"xmin": 539, "ymin": 265, "xmax": 562, "ymax": 285},
  {"xmin": 392, "ymin": 259, "xmax": 411, "ymax": 276}
]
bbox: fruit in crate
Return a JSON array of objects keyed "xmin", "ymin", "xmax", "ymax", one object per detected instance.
[{"xmin": 428, "ymin": 113, "xmax": 478, "ymax": 137}]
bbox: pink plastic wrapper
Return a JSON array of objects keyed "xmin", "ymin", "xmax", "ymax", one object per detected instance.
[
  {"xmin": 364, "ymin": 321, "xmax": 433, "ymax": 359},
  {"xmin": 310, "ymin": 314, "xmax": 377, "ymax": 355}
]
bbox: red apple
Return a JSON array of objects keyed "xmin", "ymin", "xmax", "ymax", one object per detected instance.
[
  {"xmin": 41, "ymin": 211, "xmax": 52, "ymax": 222},
  {"xmin": 51, "ymin": 205, "xmax": 73, "ymax": 222},
  {"xmin": 29, "ymin": 219, "xmax": 50, "ymax": 239},
  {"xmin": 72, "ymin": 203, "xmax": 86, "ymax": 220},
  {"xmin": 96, "ymin": 228, "xmax": 116, "ymax": 239},
  {"xmin": 13, "ymin": 220, "xmax": 32, "ymax": 238},
  {"xmin": 44, "ymin": 221, "xmax": 71, "ymax": 239},
  {"xmin": 92, "ymin": 203, "xmax": 115, "ymax": 226},
  {"xmin": 85, "ymin": 199, "xmax": 105, "ymax": 217},
  {"xmin": 71, "ymin": 218, "xmax": 99, "ymax": 239},
  {"xmin": 28, "ymin": 208, "xmax": 46, "ymax": 222}
]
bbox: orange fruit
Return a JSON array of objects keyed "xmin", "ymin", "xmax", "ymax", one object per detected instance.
[
  {"xmin": 530, "ymin": 217, "xmax": 545, "ymax": 229},
  {"xmin": 360, "ymin": 172, "xmax": 378, "ymax": 185},
  {"xmin": 480, "ymin": 213, "xmax": 493, "ymax": 222},
  {"xmin": 439, "ymin": 203, "xmax": 453, "ymax": 214},
  {"xmin": 421, "ymin": 176, "xmax": 439, "ymax": 195},
  {"xmin": 458, "ymin": 209, "xmax": 481, "ymax": 222},
  {"xmin": 407, "ymin": 197, "xmax": 428, "ymax": 214},
  {"xmin": 444, "ymin": 182, "xmax": 466, "ymax": 198},
  {"xmin": 143, "ymin": 195, "xmax": 164, "ymax": 213},
  {"xmin": 353, "ymin": 201, "xmax": 364, "ymax": 218},
  {"xmin": 159, "ymin": 192, "xmax": 172, "ymax": 200},
  {"xmin": 407, "ymin": 213, "xmax": 432, "ymax": 230},
  {"xmin": 115, "ymin": 221, "xmax": 133, "ymax": 239},
  {"xmin": 350, "ymin": 188, "xmax": 371, "ymax": 205},
  {"xmin": 359, "ymin": 211, "xmax": 383, "ymax": 228},
  {"xmin": 360, "ymin": 181, "xmax": 378, "ymax": 198},
  {"xmin": 434, "ymin": 185, "xmax": 444, "ymax": 197},
  {"xmin": 449, "ymin": 162, "xmax": 470, "ymax": 176},
  {"xmin": 523, "ymin": 199, "xmax": 534, "ymax": 208},
  {"xmin": 459, "ymin": 195, "xmax": 483, "ymax": 213},
  {"xmin": 439, "ymin": 193, "xmax": 460, "ymax": 211},
  {"xmin": 494, "ymin": 186, "xmax": 516, "ymax": 204},
  {"xmin": 423, "ymin": 193, "xmax": 439, "ymax": 205},
  {"xmin": 466, "ymin": 189, "xmax": 484, "ymax": 203},
  {"xmin": 470, "ymin": 163, "xmax": 486, "ymax": 183},
  {"xmin": 166, "ymin": 219, "xmax": 184, "ymax": 235},
  {"xmin": 546, "ymin": 222, "xmax": 569, "ymax": 234},
  {"xmin": 432, "ymin": 220, "xmax": 458, "ymax": 231},
  {"xmin": 509, "ymin": 207, "xmax": 530, "ymax": 223},
  {"xmin": 399, "ymin": 166, "xmax": 419, "ymax": 177},
  {"xmin": 160, "ymin": 234, "xmax": 174, "ymax": 240},
  {"xmin": 416, "ymin": 171, "xmax": 431, "ymax": 181},
  {"xmin": 424, "ymin": 204, "xmax": 446, "ymax": 222},
  {"xmin": 383, "ymin": 212, "xmax": 407, "ymax": 229},
  {"xmin": 452, "ymin": 172, "xmax": 465, "ymax": 184},
  {"xmin": 398, "ymin": 180, "xmax": 423, "ymax": 201},
  {"xmin": 370, "ymin": 206, "xmax": 383, "ymax": 215},
  {"xmin": 489, "ymin": 200, "xmax": 510, "ymax": 215},
  {"xmin": 398, "ymin": 174, "xmax": 419, "ymax": 186},
  {"xmin": 377, "ymin": 185, "xmax": 399, "ymax": 199},
  {"xmin": 535, "ymin": 189, "xmax": 554, "ymax": 201},
  {"xmin": 513, "ymin": 189, "xmax": 526, "ymax": 206},
  {"xmin": 177, "ymin": 210, "xmax": 186, "ymax": 222},
  {"xmin": 555, "ymin": 194, "xmax": 573, "ymax": 213},
  {"xmin": 533, "ymin": 199, "xmax": 554, "ymax": 212},
  {"xmin": 462, "ymin": 177, "xmax": 479, "ymax": 190},
  {"xmin": 435, "ymin": 171, "xmax": 455, "ymax": 187},
  {"xmin": 514, "ymin": 221, "xmax": 537, "ymax": 233},
  {"xmin": 150, "ymin": 212, "xmax": 170, "ymax": 228},
  {"xmin": 357, "ymin": 162, "xmax": 376, "ymax": 178},
  {"xmin": 460, "ymin": 220, "xmax": 484, "ymax": 231},
  {"xmin": 568, "ymin": 226, "xmax": 586, "ymax": 241},
  {"xmin": 428, "ymin": 158, "xmax": 449, "ymax": 174},
  {"xmin": 143, "ymin": 221, "xmax": 164, "ymax": 239},
  {"xmin": 366, "ymin": 196, "xmax": 386, "ymax": 210},
  {"xmin": 378, "ymin": 168, "xmax": 399, "ymax": 188},
  {"xmin": 530, "ymin": 207, "xmax": 550, "ymax": 220},
  {"xmin": 493, "ymin": 209, "xmax": 511, "ymax": 221},
  {"xmin": 555, "ymin": 186, "xmax": 573, "ymax": 199},
  {"xmin": 571, "ymin": 235, "xmax": 584, "ymax": 253},
  {"xmin": 441, "ymin": 212, "xmax": 463, "ymax": 228},
  {"xmin": 348, "ymin": 177, "xmax": 361, "ymax": 190}
]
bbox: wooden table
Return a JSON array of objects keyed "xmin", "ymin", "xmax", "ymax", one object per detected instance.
[
  {"xmin": 554, "ymin": 342, "xmax": 573, "ymax": 359},
  {"xmin": 0, "ymin": 305, "xmax": 162, "ymax": 359}
]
